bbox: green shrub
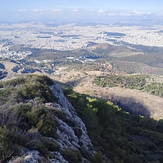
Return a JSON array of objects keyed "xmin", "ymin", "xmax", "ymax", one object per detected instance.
[
  {"xmin": 61, "ymin": 149, "xmax": 82, "ymax": 163},
  {"xmin": 26, "ymin": 140, "xmax": 48, "ymax": 156},
  {"xmin": 89, "ymin": 152, "xmax": 104, "ymax": 163}
]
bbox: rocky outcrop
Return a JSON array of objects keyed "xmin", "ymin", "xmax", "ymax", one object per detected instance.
[
  {"xmin": 9, "ymin": 83, "xmax": 95, "ymax": 163},
  {"xmin": 9, "ymin": 150, "xmax": 49, "ymax": 163},
  {"xmin": 50, "ymin": 84, "xmax": 94, "ymax": 153}
]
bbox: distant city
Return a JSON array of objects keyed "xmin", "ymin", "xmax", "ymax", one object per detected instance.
[
  {"xmin": 0, "ymin": 22, "xmax": 163, "ymax": 80},
  {"xmin": 0, "ymin": 22, "xmax": 163, "ymax": 58}
]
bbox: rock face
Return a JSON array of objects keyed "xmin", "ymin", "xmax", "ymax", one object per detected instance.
[
  {"xmin": 9, "ymin": 83, "xmax": 94, "ymax": 163},
  {"xmin": 9, "ymin": 150, "xmax": 49, "ymax": 163},
  {"xmin": 49, "ymin": 84, "xmax": 94, "ymax": 162},
  {"xmin": 50, "ymin": 84, "xmax": 93, "ymax": 151}
]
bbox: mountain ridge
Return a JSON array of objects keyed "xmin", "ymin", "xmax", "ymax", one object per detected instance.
[
  {"xmin": 0, "ymin": 75, "xmax": 95, "ymax": 162},
  {"xmin": 1, "ymin": 75, "xmax": 163, "ymax": 162}
]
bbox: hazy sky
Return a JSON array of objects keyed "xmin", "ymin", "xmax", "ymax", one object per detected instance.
[{"xmin": 0, "ymin": 0, "xmax": 163, "ymax": 22}]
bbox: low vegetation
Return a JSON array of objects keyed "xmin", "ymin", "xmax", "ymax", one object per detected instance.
[
  {"xmin": 1, "ymin": 75, "xmax": 163, "ymax": 163},
  {"xmin": 93, "ymin": 74, "xmax": 163, "ymax": 97},
  {"xmin": 0, "ymin": 75, "xmax": 63, "ymax": 161},
  {"xmin": 64, "ymin": 88, "xmax": 163, "ymax": 163}
]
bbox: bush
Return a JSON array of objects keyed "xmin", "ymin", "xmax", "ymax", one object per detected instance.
[
  {"xmin": 26, "ymin": 140, "xmax": 48, "ymax": 156},
  {"xmin": 61, "ymin": 149, "xmax": 82, "ymax": 163}
]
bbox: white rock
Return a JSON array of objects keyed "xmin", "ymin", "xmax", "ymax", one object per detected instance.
[
  {"xmin": 50, "ymin": 84, "xmax": 93, "ymax": 153},
  {"xmin": 50, "ymin": 152, "xmax": 68, "ymax": 163}
]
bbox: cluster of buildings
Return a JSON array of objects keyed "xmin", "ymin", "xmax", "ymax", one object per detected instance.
[
  {"xmin": 0, "ymin": 23, "xmax": 163, "ymax": 52},
  {"xmin": 0, "ymin": 42, "xmax": 32, "ymax": 60}
]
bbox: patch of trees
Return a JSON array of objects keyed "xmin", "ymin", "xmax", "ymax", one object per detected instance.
[
  {"xmin": 21, "ymin": 68, "xmax": 42, "ymax": 74},
  {"xmin": 0, "ymin": 63, "xmax": 5, "ymax": 69},
  {"xmin": 113, "ymin": 61, "xmax": 143, "ymax": 74},
  {"xmin": 94, "ymin": 74, "xmax": 163, "ymax": 98},
  {"xmin": 64, "ymin": 88, "xmax": 163, "ymax": 163},
  {"xmin": 93, "ymin": 75, "xmax": 147, "ymax": 90},
  {"xmin": 144, "ymin": 82, "xmax": 163, "ymax": 97},
  {"xmin": 0, "ymin": 70, "xmax": 8, "ymax": 79},
  {"xmin": 12, "ymin": 65, "xmax": 21, "ymax": 73}
]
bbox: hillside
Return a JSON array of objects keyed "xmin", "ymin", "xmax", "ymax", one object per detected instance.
[
  {"xmin": 1, "ymin": 75, "xmax": 163, "ymax": 162},
  {"xmin": 49, "ymin": 66, "xmax": 163, "ymax": 120},
  {"xmin": 0, "ymin": 75, "xmax": 94, "ymax": 162}
]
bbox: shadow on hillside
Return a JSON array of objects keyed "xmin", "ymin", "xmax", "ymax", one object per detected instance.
[
  {"xmin": 59, "ymin": 80, "xmax": 151, "ymax": 117},
  {"xmin": 112, "ymin": 96, "xmax": 150, "ymax": 117}
]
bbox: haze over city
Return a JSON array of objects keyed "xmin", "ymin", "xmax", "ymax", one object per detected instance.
[{"xmin": 1, "ymin": 0, "xmax": 163, "ymax": 24}]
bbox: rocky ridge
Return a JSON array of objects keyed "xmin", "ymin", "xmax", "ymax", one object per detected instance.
[{"xmin": 8, "ymin": 81, "xmax": 95, "ymax": 163}]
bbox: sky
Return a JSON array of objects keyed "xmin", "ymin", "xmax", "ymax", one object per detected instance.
[{"xmin": 0, "ymin": 0, "xmax": 163, "ymax": 23}]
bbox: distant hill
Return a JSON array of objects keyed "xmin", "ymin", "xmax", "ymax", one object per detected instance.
[{"xmin": 87, "ymin": 43, "xmax": 141, "ymax": 57}]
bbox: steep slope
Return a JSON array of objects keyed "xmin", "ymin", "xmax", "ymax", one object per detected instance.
[
  {"xmin": 0, "ymin": 75, "xmax": 94, "ymax": 162},
  {"xmin": 65, "ymin": 89, "xmax": 163, "ymax": 163},
  {"xmin": 1, "ymin": 75, "xmax": 163, "ymax": 163}
]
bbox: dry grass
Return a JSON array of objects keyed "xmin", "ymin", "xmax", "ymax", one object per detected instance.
[{"xmin": 52, "ymin": 66, "xmax": 163, "ymax": 120}]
